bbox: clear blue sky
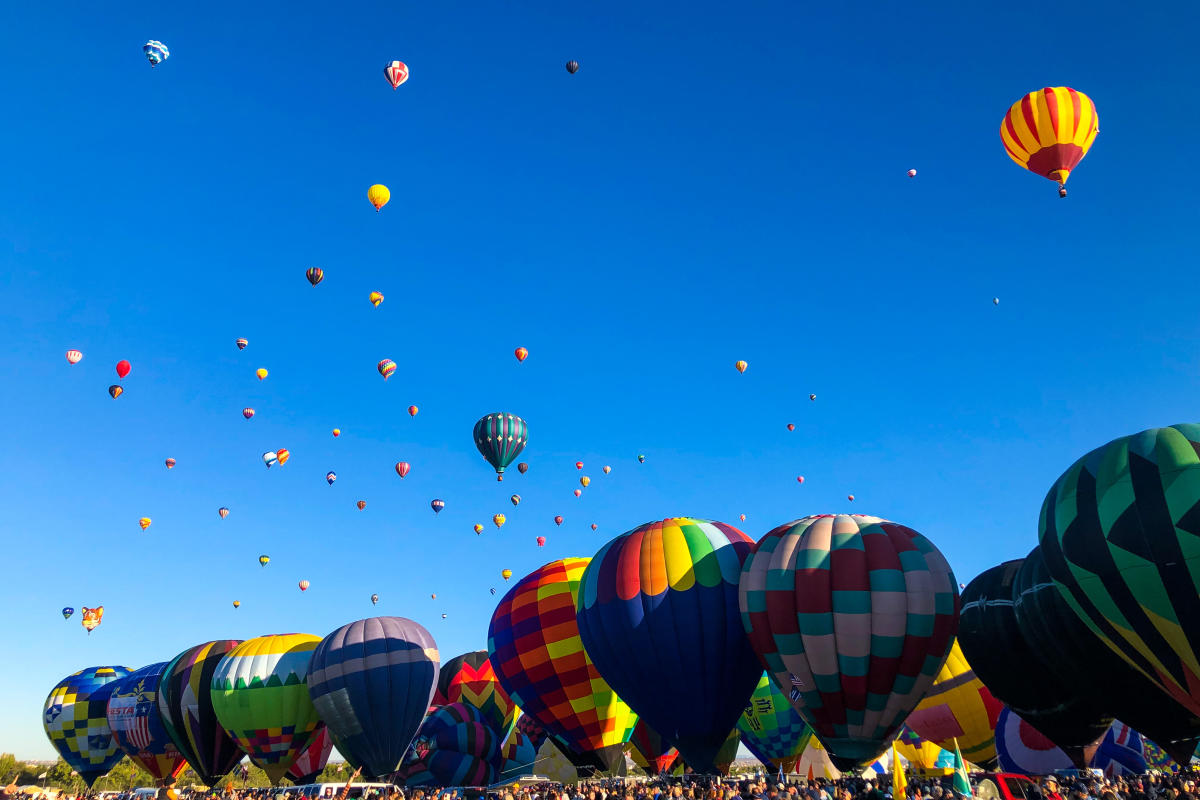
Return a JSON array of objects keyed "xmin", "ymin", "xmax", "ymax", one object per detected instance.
[{"xmin": 2, "ymin": 0, "xmax": 1199, "ymax": 761}]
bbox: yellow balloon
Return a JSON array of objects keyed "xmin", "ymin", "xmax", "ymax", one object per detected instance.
[
  {"xmin": 256, "ymin": 368, "xmax": 268, "ymax": 380},
  {"xmin": 493, "ymin": 513, "xmax": 507, "ymax": 529},
  {"xmin": 368, "ymin": 184, "xmax": 391, "ymax": 211},
  {"xmin": 138, "ymin": 517, "xmax": 152, "ymax": 531},
  {"xmin": 369, "ymin": 291, "xmax": 384, "ymax": 307},
  {"xmin": 580, "ymin": 476, "xmax": 590, "ymax": 488},
  {"xmin": 502, "ymin": 569, "xmax": 513, "ymax": 581},
  {"xmin": 905, "ymin": 639, "xmax": 1003, "ymax": 767}
]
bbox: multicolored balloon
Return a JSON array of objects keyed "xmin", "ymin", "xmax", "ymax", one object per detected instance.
[
  {"xmin": 357, "ymin": 500, "xmax": 366, "ymax": 510},
  {"xmin": 143, "ymin": 40, "xmax": 169, "ymax": 66},
  {"xmin": 1001, "ymin": 87, "xmax": 1098, "ymax": 197},
  {"xmin": 399, "ymin": 703, "xmax": 500, "ymax": 787},
  {"xmin": 276, "ymin": 448, "xmax": 290, "ymax": 466},
  {"xmin": 739, "ymin": 514, "xmax": 959, "ymax": 769},
  {"xmin": 81, "ymin": 606, "xmax": 104, "ymax": 633},
  {"xmin": 108, "ymin": 385, "xmax": 123, "ymax": 399},
  {"xmin": 218, "ymin": 507, "xmax": 230, "ymax": 519},
  {"xmin": 105, "ymin": 662, "xmax": 187, "ymax": 786},
  {"xmin": 242, "ymin": 408, "xmax": 254, "ymax": 419},
  {"xmin": 62, "ymin": 607, "xmax": 74, "ymax": 620},
  {"xmin": 489, "ymin": 558, "xmax": 637, "ymax": 775},
  {"xmin": 514, "ymin": 347, "xmax": 528, "ymax": 362},
  {"xmin": 437, "ymin": 651, "xmax": 517, "ymax": 740},
  {"xmin": 905, "ymin": 639, "xmax": 1003, "ymax": 768},
  {"xmin": 262, "ymin": 451, "xmax": 278, "ymax": 468},
  {"xmin": 737, "ymin": 673, "xmax": 813, "ymax": 773},
  {"xmin": 139, "ymin": 517, "xmax": 152, "ymax": 531},
  {"xmin": 408, "ymin": 405, "xmax": 418, "ymax": 417},
  {"xmin": 66, "ymin": 350, "xmax": 82, "ymax": 364},
  {"xmin": 554, "ymin": 516, "xmax": 563, "ymax": 526},
  {"xmin": 326, "ymin": 471, "xmax": 337, "ymax": 485},
  {"xmin": 510, "ymin": 494, "xmax": 521, "ymax": 506},
  {"xmin": 734, "ymin": 360, "xmax": 748, "ymax": 374},
  {"xmin": 369, "ymin": 291, "xmax": 384, "ymax": 307},
  {"xmin": 565, "ymin": 60, "xmax": 579, "ymax": 74},
  {"xmin": 431, "ymin": 499, "xmax": 445, "ymax": 514},
  {"xmin": 628, "ymin": 719, "xmax": 679, "ymax": 775},
  {"xmin": 299, "ymin": 580, "xmax": 310, "ymax": 591},
  {"xmin": 164, "ymin": 458, "xmax": 176, "ymax": 469},
  {"xmin": 157, "ymin": 640, "xmax": 245, "ymax": 788},
  {"xmin": 378, "ymin": 359, "xmax": 396, "ymax": 380},
  {"xmin": 44, "ymin": 666, "xmax": 132, "ymax": 786},
  {"xmin": 235, "ymin": 338, "xmax": 248, "ymax": 350},
  {"xmin": 577, "ymin": 518, "xmax": 760, "ymax": 773},
  {"xmin": 210, "ymin": 634, "xmax": 323, "ymax": 783},
  {"xmin": 259, "ymin": 555, "xmax": 269, "ymax": 566},
  {"xmin": 308, "ymin": 617, "xmax": 439, "ymax": 779},
  {"xmin": 473, "ymin": 413, "xmax": 529, "ymax": 481},
  {"xmin": 384, "ymin": 61, "xmax": 409, "ymax": 89},
  {"xmin": 395, "ymin": 461, "xmax": 411, "ymax": 478},
  {"xmin": 286, "ymin": 725, "xmax": 333, "ymax": 784}
]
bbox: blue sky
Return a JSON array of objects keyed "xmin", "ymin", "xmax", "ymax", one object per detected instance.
[{"xmin": 2, "ymin": 0, "xmax": 1199, "ymax": 762}]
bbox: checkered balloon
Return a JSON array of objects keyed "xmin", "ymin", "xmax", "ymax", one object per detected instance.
[{"xmin": 44, "ymin": 666, "xmax": 133, "ymax": 786}]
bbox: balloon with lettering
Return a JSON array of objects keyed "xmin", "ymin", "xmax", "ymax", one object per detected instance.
[{"xmin": 105, "ymin": 662, "xmax": 187, "ymax": 786}]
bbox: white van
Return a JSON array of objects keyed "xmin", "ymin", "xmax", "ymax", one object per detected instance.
[{"xmin": 292, "ymin": 784, "xmax": 396, "ymax": 800}]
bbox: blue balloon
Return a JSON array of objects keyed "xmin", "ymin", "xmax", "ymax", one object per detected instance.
[
  {"xmin": 306, "ymin": 616, "xmax": 440, "ymax": 779},
  {"xmin": 61, "ymin": 607, "xmax": 74, "ymax": 620},
  {"xmin": 399, "ymin": 703, "xmax": 500, "ymax": 787},
  {"xmin": 105, "ymin": 663, "xmax": 186, "ymax": 786},
  {"xmin": 44, "ymin": 666, "xmax": 132, "ymax": 786}
]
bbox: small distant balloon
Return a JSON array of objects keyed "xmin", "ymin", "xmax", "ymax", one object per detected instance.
[
  {"xmin": 510, "ymin": 494, "xmax": 521, "ymax": 506},
  {"xmin": 65, "ymin": 350, "xmax": 82, "ymax": 364},
  {"xmin": 502, "ymin": 569, "xmax": 513, "ymax": 581},
  {"xmin": 357, "ymin": 500, "xmax": 367, "ymax": 510},
  {"xmin": 108, "ymin": 385, "xmax": 123, "ymax": 399},
  {"xmin": 298, "ymin": 580, "xmax": 310, "ymax": 592},
  {"xmin": 165, "ymin": 458, "xmax": 176, "ymax": 469},
  {"xmin": 326, "ymin": 472, "xmax": 337, "ymax": 485},
  {"xmin": 637, "ymin": 454, "xmax": 645, "ymax": 463},
  {"xmin": 256, "ymin": 368, "xmax": 268, "ymax": 380},
  {"xmin": 580, "ymin": 476, "xmax": 590, "ymax": 488},
  {"xmin": 490, "ymin": 588, "xmax": 496, "ymax": 595},
  {"xmin": 139, "ymin": 517, "xmax": 152, "ymax": 531},
  {"xmin": 517, "ymin": 462, "xmax": 529, "ymax": 475},
  {"xmin": 514, "ymin": 347, "xmax": 528, "ymax": 362},
  {"xmin": 566, "ymin": 60, "xmax": 579, "ymax": 74},
  {"xmin": 259, "ymin": 555, "xmax": 269, "ymax": 566},
  {"xmin": 263, "ymin": 451, "xmax": 278, "ymax": 468},
  {"xmin": 493, "ymin": 514, "xmax": 506, "ymax": 529},
  {"xmin": 554, "ymin": 515, "xmax": 563, "ymax": 526},
  {"xmin": 590, "ymin": 523, "xmax": 598, "ymax": 531},
  {"xmin": 809, "ymin": 394, "xmax": 816, "ymax": 401},
  {"xmin": 369, "ymin": 291, "xmax": 384, "ymax": 307},
  {"xmin": 787, "ymin": 423, "xmax": 795, "ymax": 431},
  {"xmin": 908, "ymin": 169, "xmax": 917, "ymax": 177},
  {"xmin": 236, "ymin": 338, "xmax": 248, "ymax": 350},
  {"xmin": 232, "ymin": 601, "xmax": 241, "ymax": 609},
  {"xmin": 332, "ymin": 428, "xmax": 340, "ymax": 437},
  {"xmin": 276, "ymin": 448, "xmax": 290, "ymax": 466},
  {"xmin": 143, "ymin": 40, "xmax": 168, "ymax": 66},
  {"xmin": 384, "ymin": 60, "xmax": 409, "ymax": 89},
  {"xmin": 306, "ymin": 267, "xmax": 324, "ymax": 286},
  {"xmin": 536, "ymin": 536, "xmax": 546, "ymax": 547},
  {"xmin": 474, "ymin": 524, "xmax": 484, "ymax": 535},
  {"xmin": 847, "ymin": 494, "xmax": 855, "ymax": 501},
  {"xmin": 431, "ymin": 593, "xmax": 436, "ymax": 600},
  {"xmin": 62, "ymin": 607, "xmax": 74, "ymax": 620},
  {"xmin": 395, "ymin": 461, "xmax": 411, "ymax": 478},
  {"xmin": 371, "ymin": 593, "xmax": 379, "ymax": 605},
  {"xmin": 218, "ymin": 507, "xmax": 230, "ymax": 519},
  {"xmin": 573, "ymin": 489, "xmax": 582, "ymax": 497},
  {"xmin": 797, "ymin": 476, "xmax": 805, "ymax": 484},
  {"xmin": 81, "ymin": 606, "xmax": 103, "ymax": 633},
  {"xmin": 602, "ymin": 465, "xmax": 611, "ymax": 475},
  {"xmin": 735, "ymin": 360, "xmax": 748, "ymax": 374},
  {"xmin": 431, "ymin": 499, "xmax": 445, "ymax": 514},
  {"xmin": 441, "ymin": 614, "xmax": 447, "ymax": 619},
  {"xmin": 740, "ymin": 514, "xmax": 746, "ymax": 521},
  {"xmin": 408, "ymin": 405, "xmax": 419, "ymax": 417},
  {"xmin": 378, "ymin": 359, "xmax": 396, "ymax": 380},
  {"xmin": 368, "ymin": 184, "xmax": 391, "ymax": 212},
  {"xmin": 576, "ymin": 461, "xmax": 584, "ymax": 470},
  {"xmin": 243, "ymin": 408, "xmax": 255, "ymax": 419},
  {"xmin": 993, "ymin": 297, "xmax": 1000, "ymax": 305}
]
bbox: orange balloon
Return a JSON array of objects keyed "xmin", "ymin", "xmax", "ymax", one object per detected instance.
[
  {"xmin": 408, "ymin": 405, "xmax": 419, "ymax": 417},
  {"xmin": 734, "ymin": 360, "xmax": 748, "ymax": 374},
  {"xmin": 357, "ymin": 500, "xmax": 367, "ymax": 510},
  {"xmin": 514, "ymin": 347, "xmax": 528, "ymax": 362},
  {"xmin": 256, "ymin": 368, "xmax": 268, "ymax": 380}
]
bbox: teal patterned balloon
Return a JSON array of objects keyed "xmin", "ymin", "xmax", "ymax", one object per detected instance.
[
  {"xmin": 473, "ymin": 413, "xmax": 528, "ymax": 481},
  {"xmin": 738, "ymin": 673, "xmax": 813, "ymax": 772}
]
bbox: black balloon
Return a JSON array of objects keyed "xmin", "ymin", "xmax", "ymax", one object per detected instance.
[{"xmin": 565, "ymin": 60, "xmax": 580, "ymax": 74}]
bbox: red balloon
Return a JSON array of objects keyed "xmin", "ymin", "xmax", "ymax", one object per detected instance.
[
  {"xmin": 787, "ymin": 423, "xmax": 795, "ymax": 431},
  {"xmin": 115, "ymin": 360, "xmax": 131, "ymax": 379},
  {"xmin": 847, "ymin": 494, "xmax": 855, "ymax": 501},
  {"xmin": 243, "ymin": 408, "xmax": 255, "ymax": 419},
  {"xmin": 395, "ymin": 461, "xmax": 411, "ymax": 478},
  {"xmin": 574, "ymin": 489, "xmax": 582, "ymax": 497},
  {"xmin": 575, "ymin": 461, "xmax": 584, "ymax": 470},
  {"xmin": 408, "ymin": 405, "xmax": 419, "ymax": 417},
  {"xmin": 590, "ymin": 523, "xmax": 598, "ymax": 531},
  {"xmin": 796, "ymin": 476, "xmax": 805, "ymax": 484},
  {"xmin": 536, "ymin": 536, "xmax": 546, "ymax": 547},
  {"xmin": 554, "ymin": 515, "xmax": 563, "ymax": 526}
]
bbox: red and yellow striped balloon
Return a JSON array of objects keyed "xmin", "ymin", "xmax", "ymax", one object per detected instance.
[{"xmin": 1000, "ymin": 87, "xmax": 1098, "ymax": 196}]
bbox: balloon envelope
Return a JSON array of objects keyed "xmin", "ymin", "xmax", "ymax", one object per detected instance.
[
  {"xmin": 158, "ymin": 641, "xmax": 245, "ymax": 787},
  {"xmin": 473, "ymin": 413, "xmax": 529, "ymax": 480},
  {"xmin": 105, "ymin": 662, "xmax": 187, "ymax": 786},
  {"xmin": 400, "ymin": 703, "xmax": 500, "ymax": 787},
  {"xmin": 44, "ymin": 666, "xmax": 132, "ymax": 786},
  {"xmin": 286, "ymin": 725, "xmax": 333, "ymax": 784},
  {"xmin": 576, "ymin": 517, "xmax": 761, "ymax": 773},
  {"xmin": 628, "ymin": 719, "xmax": 679, "ymax": 775},
  {"xmin": 437, "ymin": 651, "xmax": 517, "ymax": 741},
  {"xmin": 905, "ymin": 639, "xmax": 1003, "ymax": 768},
  {"xmin": 737, "ymin": 673, "xmax": 813, "ymax": 773},
  {"xmin": 307, "ymin": 617, "xmax": 440, "ymax": 779},
  {"xmin": 1001, "ymin": 87, "xmax": 1098, "ymax": 191}
]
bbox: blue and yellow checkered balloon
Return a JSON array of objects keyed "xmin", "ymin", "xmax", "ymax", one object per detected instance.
[{"xmin": 44, "ymin": 666, "xmax": 132, "ymax": 786}]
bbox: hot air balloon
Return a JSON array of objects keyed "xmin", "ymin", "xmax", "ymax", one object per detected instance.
[
  {"xmin": 573, "ymin": 490, "xmax": 582, "ymax": 497},
  {"xmin": 243, "ymin": 408, "xmax": 254, "ymax": 419},
  {"xmin": 628, "ymin": 719, "xmax": 679, "ymax": 775},
  {"xmin": 332, "ymin": 428, "xmax": 340, "ymax": 437},
  {"xmin": 108, "ymin": 385, "xmax": 123, "ymax": 399},
  {"xmin": 493, "ymin": 514, "xmax": 506, "ymax": 529},
  {"xmin": 809, "ymin": 394, "xmax": 816, "ymax": 401},
  {"xmin": 510, "ymin": 494, "xmax": 521, "ymax": 506},
  {"xmin": 308, "ymin": 617, "xmax": 439, "ymax": 778},
  {"xmin": 356, "ymin": 500, "xmax": 366, "ymax": 510},
  {"xmin": 235, "ymin": 338, "xmax": 248, "ymax": 350},
  {"xmin": 139, "ymin": 517, "xmax": 152, "ymax": 531},
  {"xmin": 958, "ymin": 560, "xmax": 1111, "ymax": 768},
  {"xmin": 590, "ymin": 523, "xmax": 598, "ymax": 531},
  {"xmin": 1040, "ymin": 424, "xmax": 1200, "ymax": 719},
  {"xmin": 378, "ymin": 359, "xmax": 396, "ymax": 380},
  {"xmin": 602, "ymin": 466, "xmax": 611, "ymax": 475},
  {"xmin": 218, "ymin": 507, "xmax": 229, "ymax": 519},
  {"xmin": 489, "ymin": 559, "xmax": 637, "ymax": 775},
  {"xmin": 232, "ymin": 601, "xmax": 240, "ymax": 609},
  {"xmin": 576, "ymin": 462, "xmax": 584, "ymax": 470},
  {"xmin": 474, "ymin": 524, "xmax": 484, "ymax": 535},
  {"xmin": 157, "ymin": 640, "xmax": 245, "ymax": 788},
  {"xmin": 210, "ymin": 634, "xmax": 322, "ymax": 784},
  {"xmin": 734, "ymin": 360, "xmax": 748, "ymax": 374},
  {"xmin": 259, "ymin": 555, "xmax": 269, "ymax": 566},
  {"xmin": 536, "ymin": 537, "xmax": 546, "ymax": 547},
  {"xmin": 44, "ymin": 666, "xmax": 132, "ymax": 786},
  {"xmin": 638, "ymin": 454, "xmax": 645, "ymax": 463},
  {"xmin": 431, "ymin": 499, "xmax": 445, "ymax": 514},
  {"xmin": 107, "ymin": 663, "xmax": 188, "ymax": 787},
  {"xmin": 473, "ymin": 413, "xmax": 529, "ymax": 481},
  {"xmin": 441, "ymin": 614, "xmax": 447, "ymax": 620},
  {"xmin": 490, "ymin": 588, "xmax": 496, "ymax": 595},
  {"xmin": 847, "ymin": 493, "xmax": 854, "ymax": 501},
  {"xmin": 400, "ymin": 703, "xmax": 500, "ymax": 787},
  {"xmin": 437, "ymin": 651, "xmax": 517, "ymax": 740},
  {"xmin": 739, "ymin": 514, "xmax": 746, "ymax": 521},
  {"xmin": 514, "ymin": 347, "xmax": 528, "ymax": 362},
  {"xmin": 276, "ymin": 448, "xmax": 290, "ymax": 466},
  {"xmin": 252, "ymin": 368, "xmax": 267, "ymax": 381},
  {"xmin": 368, "ymin": 291, "xmax": 384, "ymax": 308},
  {"xmin": 739, "ymin": 514, "xmax": 959, "ymax": 770},
  {"xmin": 905, "ymin": 639, "xmax": 1003, "ymax": 768},
  {"xmin": 498, "ymin": 725, "xmax": 542, "ymax": 781},
  {"xmin": 737, "ymin": 674, "xmax": 814, "ymax": 774},
  {"xmin": 82, "ymin": 611, "xmax": 100, "ymax": 634},
  {"xmin": 165, "ymin": 458, "xmax": 175, "ymax": 469},
  {"xmin": 787, "ymin": 424, "xmax": 795, "ymax": 431},
  {"xmin": 994, "ymin": 707, "xmax": 1073, "ymax": 776},
  {"xmin": 577, "ymin": 518, "xmax": 760, "ymax": 773},
  {"xmin": 62, "ymin": 607, "xmax": 74, "ymax": 620},
  {"xmin": 326, "ymin": 471, "xmax": 337, "ymax": 485},
  {"xmin": 368, "ymin": 185, "xmax": 391, "ymax": 211},
  {"xmin": 517, "ymin": 462, "xmax": 529, "ymax": 475},
  {"xmin": 306, "ymin": 267, "xmax": 324, "ymax": 286},
  {"xmin": 908, "ymin": 169, "xmax": 917, "ymax": 177},
  {"xmin": 408, "ymin": 405, "xmax": 419, "ymax": 417},
  {"xmin": 66, "ymin": 350, "xmax": 82, "ymax": 364},
  {"xmin": 384, "ymin": 60, "xmax": 409, "ymax": 89},
  {"xmin": 566, "ymin": 61, "xmax": 579, "ymax": 74},
  {"xmin": 371, "ymin": 594, "xmax": 379, "ymax": 605},
  {"xmin": 1001, "ymin": 87, "xmax": 1098, "ymax": 197},
  {"xmin": 143, "ymin": 40, "xmax": 168, "ymax": 66},
  {"xmin": 299, "ymin": 580, "xmax": 310, "ymax": 591},
  {"xmin": 554, "ymin": 516, "xmax": 563, "ymax": 526},
  {"xmin": 994, "ymin": 297, "xmax": 1000, "ymax": 305},
  {"xmin": 579, "ymin": 476, "xmax": 590, "ymax": 488},
  {"xmin": 396, "ymin": 461, "xmax": 411, "ymax": 478},
  {"xmin": 286, "ymin": 726, "xmax": 333, "ymax": 784},
  {"xmin": 500, "ymin": 569, "xmax": 512, "ymax": 581}
]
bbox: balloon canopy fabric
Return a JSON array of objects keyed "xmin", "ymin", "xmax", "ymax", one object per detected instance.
[
  {"xmin": 959, "ymin": 560, "xmax": 1111, "ymax": 768},
  {"xmin": 498, "ymin": 725, "xmax": 540, "ymax": 781},
  {"xmin": 437, "ymin": 651, "xmax": 517, "ymax": 741},
  {"xmin": 158, "ymin": 640, "xmax": 245, "ymax": 787},
  {"xmin": 576, "ymin": 517, "xmax": 761, "ymax": 774},
  {"xmin": 1039, "ymin": 424, "xmax": 1200, "ymax": 719},
  {"xmin": 1014, "ymin": 546, "xmax": 1200, "ymax": 766},
  {"xmin": 473, "ymin": 413, "xmax": 528, "ymax": 480},
  {"xmin": 488, "ymin": 558, "xmax": 637, "ymax": 775},
  {"xmin": 995, "ymin": 707, "xmax": 1073, "ymax": 776},
  {"xmin": 105, "ymin": 662, "xmax": 187, "ymax": 786},
  {"xmin": 893, "ymin": 727, "xmax": 953, "ymax": 772},
  {"xmin": 43, "ymin": 666, "xmax": 132, "ymax": 787},
  {"xmin": 739, "ymin": 514, "xmax": 959, "ymax": 769},
  {"xmin": 905, "ymin": 639, "xmax": 1002, "ymax": 769},
  {"xmin": 307, "ymin": 616, "xmax": 440, "ymax": 780},
  {"xmin": 1000, "ymin": 87, "xmax": 1098, "ymax": 193},
  {"xmin": 399, "ymin": 703, "xmax": 500, "ymax": 788},
  {"xmin": 738, "ymin": 673, "xmax": 813, "ymax": 773},
  {"xmin": 286, "ymin": 725, "xmax": 333, "ymax": 784},
  {"xmin": 628, "ymin": 719, "xmax": 679, "ymax": 775},
  {"xmin": 1093, "ymin": 722, "xmax": 1147, "ymax": 778},
  {"xmin": 210, "ymin": 633, "xmax": 323, "ymax": 784}
]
